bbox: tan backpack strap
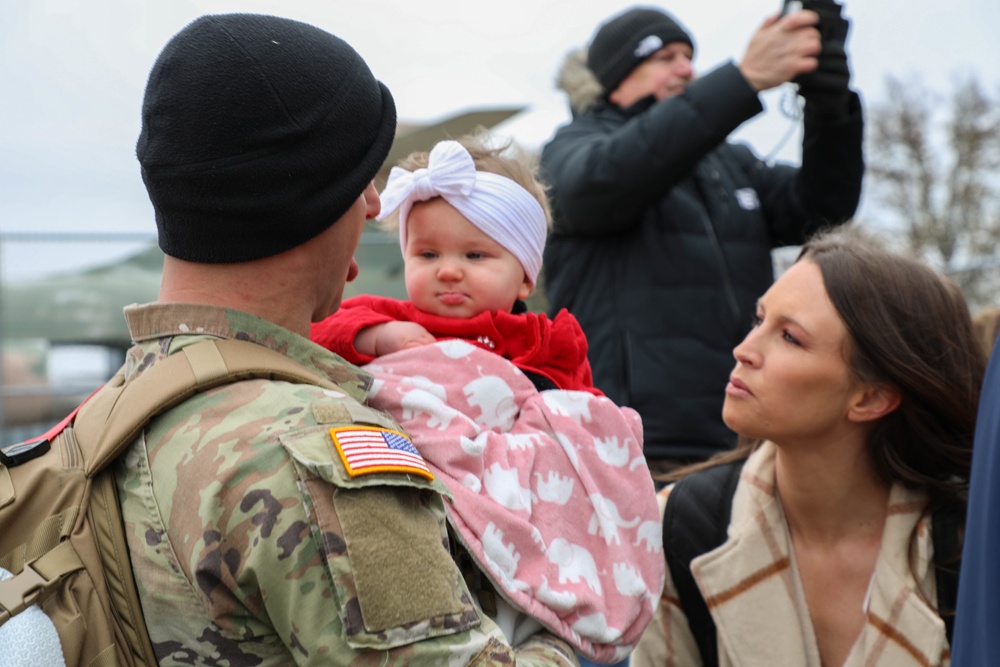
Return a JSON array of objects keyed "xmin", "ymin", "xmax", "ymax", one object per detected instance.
[
  {"xmin": 0, "ymin": 540, "xmax": 84, "ymax": 622},
  {"xmin": 87, "ymin": 645, "xmax": 120, "ymax": 667},
  {"xmin": 51, "ymin": 338, "xmax": 337, "ymax": 667},
  {"xmin": 78, "ymin": 339, "xmax": 339, "ymax": 475},
  {"xmin": 90, "ymin": 471, "xmax": 157, "ymax": 666},
  {"xmin": 211, "ymin": 339, "xmax": 340, "ymax": 390},
  {"xmin": 0, "ymin": 508, "xmax": 79, "ymax": 574}
]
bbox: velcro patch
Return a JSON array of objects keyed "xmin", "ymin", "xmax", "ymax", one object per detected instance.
[{"xmin": 329, "ymin": 427, "xmax": 434, "ymax": 481}]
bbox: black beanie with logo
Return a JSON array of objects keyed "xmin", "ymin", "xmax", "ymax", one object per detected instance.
[
  {"xmin": 587, "ymin": 7, "xmax": 695, "ymax": 95},
  {"xmin": 136, "ymin": 13, "xmax": 396, "ymax": 263}
]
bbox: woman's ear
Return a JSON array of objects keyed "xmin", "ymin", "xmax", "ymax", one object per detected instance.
[{"xmin": 847, "ymin": 384, "xmax": 902, "ymax": 423}]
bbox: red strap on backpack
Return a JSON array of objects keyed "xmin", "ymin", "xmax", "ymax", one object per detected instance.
[{"xmin": 0, "ymin": 390, "xmax": 98, "ymax": 467}]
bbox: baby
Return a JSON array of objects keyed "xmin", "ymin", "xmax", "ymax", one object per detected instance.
[{"xmin": 312, "ymin": 134, "xmax": 663, "ymax": 662}]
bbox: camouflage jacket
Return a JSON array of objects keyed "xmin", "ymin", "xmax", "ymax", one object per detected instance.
[{"xmin": 115, "ymin": 303, "xmax": 578, "ymax": 666}]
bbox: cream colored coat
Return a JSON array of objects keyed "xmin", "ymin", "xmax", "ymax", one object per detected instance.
[{"xmin": 633, "ymin": 442, "xmax": 950, "ymax": 667}]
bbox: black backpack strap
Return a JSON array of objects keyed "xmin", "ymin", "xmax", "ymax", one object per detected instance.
[
  {"xmin": 662, "ymin": 459, "xmax": 745, "ymax": 667},
  {"xmin": 931, "ymin": 501, "xmax": 963, "ymax": 645}
]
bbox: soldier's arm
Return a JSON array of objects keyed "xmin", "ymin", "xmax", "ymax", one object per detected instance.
[
  {"xmin": 510, "ymin": 631, "xmax": 580, "ymax": 666},
  {"xmin": 269, "ymin": 415, "xmax": 579, "ymax": 665},
  {"xmin": 406, "ymin": 617, "xmax": 579, "ymax": 665}
]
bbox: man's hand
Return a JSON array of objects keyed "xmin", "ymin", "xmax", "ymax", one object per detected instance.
[
  {"xmin": 793, "ymin": 1, "xmax": 852, "ymax": 112},
  {"xmin": 738, "ymin": 10, "xmax": 822, "ymax": 92},
  {"xmin": 355, "ymin": 322, "xmax": 436, "ymax": 357},
  {"xmin": 795, "ymin": 40, "xmax": 850, "ymax": 111}
]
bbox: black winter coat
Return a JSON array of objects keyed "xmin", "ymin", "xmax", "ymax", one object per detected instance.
[{"xmin": 540, "ymin": 61, "xmax": 864, "ymax": 463}]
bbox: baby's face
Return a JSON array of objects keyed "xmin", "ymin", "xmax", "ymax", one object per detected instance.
[{"xmin": 403, "ymin": 198, "xmax": 531, "ymax": 319}]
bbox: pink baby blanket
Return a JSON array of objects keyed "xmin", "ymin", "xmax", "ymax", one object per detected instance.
[{"xmin": 363, "ymin": 339, "xmax": 664, "ymax": 661}]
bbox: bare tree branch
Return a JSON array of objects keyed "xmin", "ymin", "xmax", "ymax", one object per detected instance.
[{"xmin": 863, "ymin": 74, "xmax": 1000, "ymax": 307}]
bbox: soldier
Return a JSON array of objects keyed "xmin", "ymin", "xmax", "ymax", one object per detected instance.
[{"xmin": 116, "ymin": 13, "xmax": 578, "ymax": 665}]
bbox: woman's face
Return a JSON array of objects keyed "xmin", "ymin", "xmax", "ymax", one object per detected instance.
[{"xmin": 723, "ymin": 259, "xmax": 867, "ymax": 446}]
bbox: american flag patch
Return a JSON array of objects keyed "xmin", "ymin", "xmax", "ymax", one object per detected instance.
[{"xmin": 329, "ymin": 426, "xmax": 434, "ymax": 481}]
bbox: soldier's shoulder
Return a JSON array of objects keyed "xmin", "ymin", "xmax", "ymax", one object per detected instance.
[{"xmin": 280, "ymin": 392, "xmax": 443, "ymax": 493}]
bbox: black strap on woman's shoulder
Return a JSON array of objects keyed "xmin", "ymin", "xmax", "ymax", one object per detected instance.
[
  {"xmin": 931, "ymin": 500, "xmax": 963, "ymax": 645},
  {"xmin": 662, "ymin": 459, "xmax": 745, "ymax": 667}
]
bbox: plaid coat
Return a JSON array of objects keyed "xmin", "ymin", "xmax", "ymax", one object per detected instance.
[{"xmin": 634, "ymin": 442, "xmax": 950, "ymax": 667}]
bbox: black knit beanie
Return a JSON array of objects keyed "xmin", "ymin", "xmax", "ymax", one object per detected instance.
[
  {"xmin": 137, "ymin": 14, "xmax": 397, "ymax": 263},
  {"xmin": 587, "ymin": 7, "xmax": 695, "ymax": 94}
]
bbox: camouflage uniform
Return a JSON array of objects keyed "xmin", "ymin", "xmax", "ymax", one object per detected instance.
[{"xmin": 115, "ymin": 302, "xmax": 578, "ymax": 666}]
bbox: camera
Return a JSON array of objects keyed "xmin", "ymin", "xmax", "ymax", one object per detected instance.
[
  {"xmin": 780, "ymin": 0, "xmax": 852, "ymax": 105},
  {"xmin": 781, "ymin": 0, "xmax": 803, "ymax": 15},
  {"xmin": 781, "ymin": 0, "xmax": 849, "ymax": 44}
]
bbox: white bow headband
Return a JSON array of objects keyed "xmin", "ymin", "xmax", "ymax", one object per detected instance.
[{"xmin": 378, "ymin": 140, "xmax": 547, "ymax": 284}]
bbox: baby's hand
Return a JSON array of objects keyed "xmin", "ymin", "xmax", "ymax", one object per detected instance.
[{"xmin": 356, "ymin": 322, "xmax": 436, "ymax": 357}]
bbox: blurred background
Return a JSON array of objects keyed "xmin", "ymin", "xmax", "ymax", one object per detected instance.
[{"xmin": 1, "ymin": 0, "xmax": 997, "ymax": 441}]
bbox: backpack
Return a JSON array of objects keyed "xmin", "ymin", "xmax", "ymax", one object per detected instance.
[
  {"xmin": 662, "ymin": 459, "xmax": 963, "ymax": 667},
  {"xmin": 0, "ymin": 339, "xmax": 338, "ymax": 667}
]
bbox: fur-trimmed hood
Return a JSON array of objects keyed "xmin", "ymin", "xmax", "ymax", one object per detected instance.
[{"xmin": 555, "ymin": 47, "xmax": 606, "ymax": 115}]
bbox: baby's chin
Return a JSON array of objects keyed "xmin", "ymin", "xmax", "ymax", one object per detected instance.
[
  {"xmin": 420, "ymin": 302, "xmax": 490, "ymax": 319},
  {"xmin": 414, "ymin": 291, "xmax": 521, "ymax": 318}
]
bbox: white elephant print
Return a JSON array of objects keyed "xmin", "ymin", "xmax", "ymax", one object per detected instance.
[
  {"xmin": 536, "ymin": 577, "xmax": 578, "ymax": 611},
  {"xmin": 461, "ymin": 472, "xmax": 482, "ymax": 493},
  {"xmin": 612, "ymin": 562, "xmax": 648, "ymax": 597},
  {"xmin": 541, "ymin": 391, "xmax": 593, "ymax": 425},
  {"xmin": 437, "ymin": 339, "xmax": 477, "ymax": 359},
  {"xmin": 483, "ymin": 462, "xmax": 532, "ymax": 511},
  {"xmin": 481, "ymin": 522, "xmax": 526, "ymax": 591},
  {"xmin": 507, "ymin": 432, "xmax": 545, "ymax": 450},
  {"xmin": 588, "ymin": 493, "xmax": 641, "ymax": 545},
  {"xmin": 534, "ymin": 471, "xmax": 575, "ymax": 505},
  {"xmin": 572, "ymin": 612, "xmax": 622, "ymax": 644},
  {"xmin": 593, "ymin": 435, "xmax": 630, "ymax": 467},
  {"xmin": 464, "ymin": 375, "xmax": 517, "ymax": 430},
  {"xmin": 399, "ymin": 376, "xmax": 459, "ymax": 430},
  {"xmin": 633, "ymin": 520, "xmax": 662, "ymax": 553},
  {"xmin": 546, "ymin": 538, "xmax": 602, "ymax": 594},
  {"xmin": 460, "ymin": 432, "xmax": 489, "ymax": 456}
]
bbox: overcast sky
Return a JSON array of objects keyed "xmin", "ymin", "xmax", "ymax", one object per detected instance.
[{"xmin": 1, "ymin": 0, "xmax": 998, "ymax": 282}]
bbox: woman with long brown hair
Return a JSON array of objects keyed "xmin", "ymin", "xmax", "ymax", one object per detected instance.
[{"xmin": 634, "ymin": 235, "xmax": 985, "ymax": 667}]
